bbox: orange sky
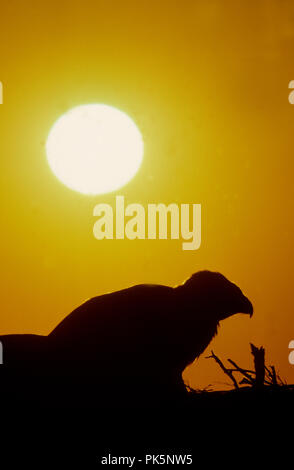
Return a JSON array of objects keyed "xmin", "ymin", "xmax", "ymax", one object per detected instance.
[{"xmin": 0, "ymin": 0, "xmax": 294, "ymax": 389}]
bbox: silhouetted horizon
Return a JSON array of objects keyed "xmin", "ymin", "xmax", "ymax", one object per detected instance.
[{"xmin": 0, "ymin": 270, "xmax": 253, "ymax": 409}]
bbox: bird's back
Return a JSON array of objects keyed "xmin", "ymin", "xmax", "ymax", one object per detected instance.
[{"xmin": 49, "ymin": 283, "xmax": 173, "ymax": 342}]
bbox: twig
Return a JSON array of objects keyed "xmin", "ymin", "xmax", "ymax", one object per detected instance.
[
  {"xmin": 230, "ymin": 368, "xmax": 256, "ymax": 374},
  {"xmin": 207, "ymin": 351, "xmax": 239, "ymax": 389},
  {"xmin": 270, "ymin": 366, "xmax": 277, "ymax": 385},
  {"xmin": 227, "ymin": 359, "xmax": 255, "ymax": 385}
]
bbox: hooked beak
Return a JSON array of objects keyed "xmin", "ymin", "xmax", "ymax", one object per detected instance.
[{"xmin": 239, "ymin": 295, "xmax": 253, "ymax": 317}]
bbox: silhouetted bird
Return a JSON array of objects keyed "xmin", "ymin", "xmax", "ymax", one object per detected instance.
[{"xmin": 0, "ymin": 271, "xmax": 253, "ymax": 408}]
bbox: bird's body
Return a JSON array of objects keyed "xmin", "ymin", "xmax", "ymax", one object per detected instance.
[{"xmin": 0, "ymin": 271, "xmax": 253, "ymax": 408}]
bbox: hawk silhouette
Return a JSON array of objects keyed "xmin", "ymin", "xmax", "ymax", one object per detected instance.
[{"xmin": 0, "ymin": 271, "xmax": 253, "ymax": 407}]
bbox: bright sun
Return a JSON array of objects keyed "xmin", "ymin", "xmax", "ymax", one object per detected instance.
[{"xmin": 46, "ymin": 104, "xmax": 144, "ymax": 195}]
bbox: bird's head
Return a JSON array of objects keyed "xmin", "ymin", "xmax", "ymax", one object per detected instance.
[{"xmin": 177, "ymin": 270, "xmax": 253, "ymax": 322}]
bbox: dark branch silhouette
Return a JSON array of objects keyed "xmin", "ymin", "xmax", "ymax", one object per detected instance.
[{"xmin": 207, "ymin": 343, "xmax": 285, "ymax": 389}]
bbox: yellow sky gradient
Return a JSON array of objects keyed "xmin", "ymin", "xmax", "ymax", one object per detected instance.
[{"xmin": 0, "ymin": 0, "xmax": 294, "ymax": 389}]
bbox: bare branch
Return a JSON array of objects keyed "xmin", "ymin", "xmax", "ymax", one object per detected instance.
[
  {"xmin": 207, "ymin": 351, "xmax": 239, "ymax": 389},
  {"xmin": 250, "ymin": 343, "xmax": 265, "ymax": 387},
  {"xmin": 227, "ymin": 359, "xmax": 255, "ymax": 385}
]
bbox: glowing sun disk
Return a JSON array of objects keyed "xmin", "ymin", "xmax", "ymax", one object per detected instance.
[{"xmin": 45, "ymin": 104, "xmax": 144, "ymax": 195}]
